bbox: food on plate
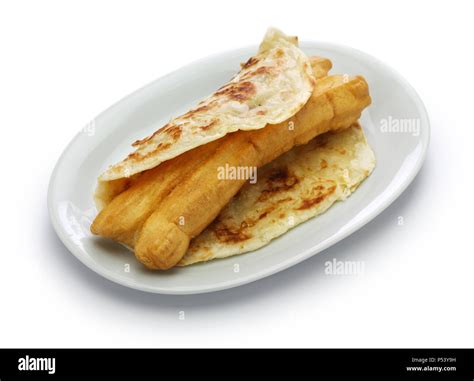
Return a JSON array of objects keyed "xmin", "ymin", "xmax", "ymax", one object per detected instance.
[
  {"xmin": 96, "ymin": 28, "xmax": 316, "ymax": 186},
  {"xmin": 180, "ymin": 124, "xmax": 375, "ymax": 266},
  {"xmin": 133, "ymin": 74, "xmax": 370, "ymax": 269},
  {"xmin": 90, "ymin": 28, "xmax": 374, "ymax": 270},
  {"xmin": 91, "ymin": 57, "xmax": 333, "ymax": 248}
]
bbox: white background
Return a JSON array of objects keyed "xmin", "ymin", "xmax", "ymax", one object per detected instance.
[{"xmin": 1, "ymin": 0, "xmax": 473, "ymax": 348}]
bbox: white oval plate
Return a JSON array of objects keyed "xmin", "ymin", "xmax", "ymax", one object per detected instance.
[{"xmin": 48, "ymin": 42, "xmax": 429, "ymax": 295}]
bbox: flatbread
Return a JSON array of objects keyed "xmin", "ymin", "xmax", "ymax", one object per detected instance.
[
  {"xmin": 100, "ymin": 28, "xmax": 315, "ymax": 182},
  {"xmin": 179, "ymin": 124, "xmax": 375, "ymax": 266}
]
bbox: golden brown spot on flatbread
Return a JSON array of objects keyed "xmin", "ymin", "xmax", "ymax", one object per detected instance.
[
  {"xmin": 211, "ymin": 205, "xmax": 278, "ymax": 244},
  {"xmin": 162, "ymin": 124, "xmax": 182, "ymax": 140},
  {"xmin": 297, "ymin": 185, "xmax": 337, "ymax": 210},
  {"xmin": 182, "ymin": 101, "xmax": 218, "ymax": 118},
  {"xmin": 131, "ymin": 123, "xmax": 181, "ymax": 147},
  {"xmin": 274, "ymin": 48, "xmax": 284, "ymax": 58},
  {"xmin": 256, "ymin": 110, "xmax": 266, "ymax": 115},
  {"xmin": 128, "ymin": 141, "xmax": 172, "ymax": 161},
  {"xmin": 199, "ymin": 119, "xmax": 219, "ymax": 131},
  {"xmin": 159, "ymin": 142, "xmax": 171, "ymax": 150},
  {"xmin": 149, "ymin": 142, "xmax": 172, "ymax": 154},
  {"xmin": 213, "ymin": 224, "xmax": 251, "ymax": 243},
  {"xmin": 126, "ymin": 151, "xmax": 140, "ymax": 160},
  {"xmin": 241, "ymin": 56, "xmax": 259, "ymax": 69},
  {"xmin": 132, "ymin": 124, "xmax": 169, "ymax": 147},
  {"xmin": 320, "ymin": 159, "xmax": 328, "ymax": 169},
  {"xmin": 215, "ymin": 81, "xmax": 256, "ymax": 102},
  {"xmin": 258, "ymin": 167, "xmax": 299, "ymax": 202},
  {"xmin": 241, "ymin": 66, "xmax": 274, "ymax": 80}
]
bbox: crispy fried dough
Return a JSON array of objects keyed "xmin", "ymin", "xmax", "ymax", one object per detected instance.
[
  {"xmin": 135, "ymin": 74, "xmax": 371, "ymax": 269},
  {"xmin": 91, "ymin": 58, "xmax": 332, "ymax": 247},
  {"xmin": 179, "ymin": 123, "xmax": 376, "ymax": 266}
]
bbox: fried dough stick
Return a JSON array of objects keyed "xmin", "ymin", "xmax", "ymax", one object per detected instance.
[
  {"xmin": 91, "ymin": 57, "xmax": 333, "ymax": 246},
  {"xmin": 136, "ymin": 73, "xmax": 371, "ymax": 269}
]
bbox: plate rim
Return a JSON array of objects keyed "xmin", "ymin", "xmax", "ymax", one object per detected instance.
[{"xmin": 47, "ymin": 40, "xmax": 430, "ymax": 295}]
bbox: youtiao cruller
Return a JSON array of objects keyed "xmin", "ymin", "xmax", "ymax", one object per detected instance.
[{"xmin": 91, "ymin": 29, "xmax": 371, "ymax": 270}]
